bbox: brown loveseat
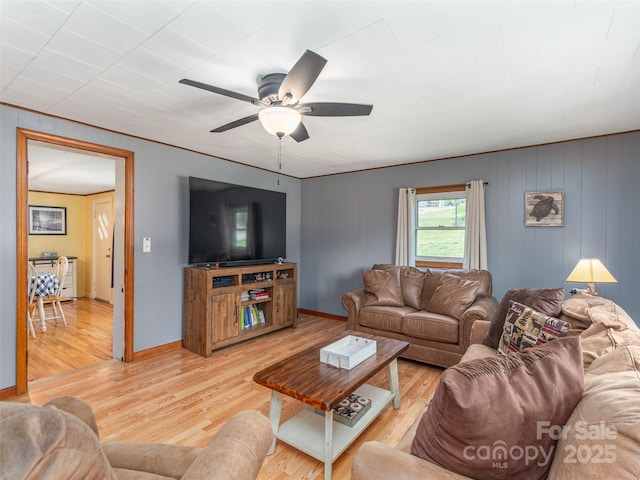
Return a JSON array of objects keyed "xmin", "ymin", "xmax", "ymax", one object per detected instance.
[
  {"xmin": 0, "ymin": 396, "xmax": 272, "ymax": 479},
  {"xmin": 342, "ymin": 264, "xmax": 498, "ymax": 367},
  {"xmin": 351, "ymin": 294, "xmax": 640, "ymax": 479}
]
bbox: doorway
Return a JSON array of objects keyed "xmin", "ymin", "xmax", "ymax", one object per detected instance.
[{"xmin": 16, "ymin": 128, "xmax": 135, "ymax": 395}]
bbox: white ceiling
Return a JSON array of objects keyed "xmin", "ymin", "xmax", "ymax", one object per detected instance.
[
  {"xmin": 28, "ymin": 141, "xmax": 117, "ymax": 195},
  {"xmin": 2, "ymin": 1, "xmax": 640, "ymax": 186}
]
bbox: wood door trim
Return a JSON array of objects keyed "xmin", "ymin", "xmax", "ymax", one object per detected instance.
[{"xmin": 16, "ymin": 128, "xmax": 135, "ymax": 394}]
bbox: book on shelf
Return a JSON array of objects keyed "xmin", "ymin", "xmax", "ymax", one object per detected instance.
[
  {"xmin": 241, "ymin": 305, "xmax": 265, "ymax": 328},
  {"xmin": 243, "ymin": 289, "xmax": 269, "ymax": 301}
]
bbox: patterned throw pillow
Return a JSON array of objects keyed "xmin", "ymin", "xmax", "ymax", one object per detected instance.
[
  {"xmin": 498, "ymin": 301, "xmax": 570, "ymax": 354},
  {"xmin": 483, "ymin": 288, "xmax": 565, "ymax": 349}
]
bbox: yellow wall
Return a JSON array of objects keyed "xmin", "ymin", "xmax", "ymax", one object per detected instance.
[{"xmin": 28, "ymin": 191, "xmax": 115, "ymax": 298}]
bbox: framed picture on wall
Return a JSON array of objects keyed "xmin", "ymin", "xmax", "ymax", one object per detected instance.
[
  {"xmin": 525, "ymin": 191, "xmax": 564, "ymax": 227},
  {"xmin": 28, "ymin": 205, "xmax": 67, "ymax": 235}
]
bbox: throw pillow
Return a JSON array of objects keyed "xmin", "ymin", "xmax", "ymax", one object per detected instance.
[
  {"xmin": 362, "ymin": 269, "xmax": 403, "ymax": 307},
  {"xmin": 483, "ymin": 288, "xmax": 565, "ymax": 349},
  {"xmin": 411, "ymin": 336, "xmax": 584, "ymax": 480},
  {"xmin": 428, "ymin": 272, "xmax": 480, "ymax": 320},
  {"xmin": 419, "ymin": 269, "xmax": 441, "ymax": 310},
  {"xmin": 497, "ymin": 301, "xmax": 570, "ymax": 354},
  {"xmin": 400, "ymin": 269, "xmax": 424, "ymax": 310}
]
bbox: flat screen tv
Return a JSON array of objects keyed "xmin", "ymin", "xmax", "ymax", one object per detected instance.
[{"xmin": 188, "ymin": 176, "xmax": 286, "ymax": 266}]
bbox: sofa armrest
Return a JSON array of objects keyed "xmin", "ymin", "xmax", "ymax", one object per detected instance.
[
  {"xmin": 103, "ymin": 411, "xmax": 271, "ymax": 480},
  {"xmin": 182, "ymin": 410, "xmax": 272, "ymax": 480},
  {"xmin": 351, "ymin": 441, "xmax": 474, "ymax": 480},
  {"xmin": 44, "ymin": 396, "xmax": 100, "ymax": 438},
  {"xmin": 459, "ymin": 296, "xmax": 498, "ymax": 350},
  {"xmin": 342, "ymin": 289, "xmax": 367, "ymax": 330},
  {"xmin": 469, "ymin": 319, "xmax": 491, "ymax": 345}
]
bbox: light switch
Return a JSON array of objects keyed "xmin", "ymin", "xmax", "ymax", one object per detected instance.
[{"xmin": 143, "ymin": 237, "xmax": 151, "ymax": 253}]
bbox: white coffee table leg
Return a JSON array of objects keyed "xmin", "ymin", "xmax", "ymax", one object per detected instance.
[
  {"xmin": 268, "ymin": 391, "xmax": 283, "ymax": 454},
  {"xmin": 324, "ymin": 409, "xmax": 334, "ymax": 480},
  {"xmin": 389, "ymin": 359, "xmax": 401, "ymax": 409}
]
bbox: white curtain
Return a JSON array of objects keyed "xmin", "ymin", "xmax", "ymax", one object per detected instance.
[
  {"xmin": 463, "ymin": 180, "xmax": 487, "ymax": 270},
  {"xmin": 395, "ymin": 188, "xmax": 416, "ymax": 266}
]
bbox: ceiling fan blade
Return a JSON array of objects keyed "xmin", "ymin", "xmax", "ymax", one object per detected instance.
[
  {"xmin": 278, "ymin": 50, "xmax": 327, "ymax": 103},
  {"xmin": 297, "ymin": 102, "xmax": 373, "ymax": 117},
  {"xmin": 210, "ymin": 114, "xmax": 260, "ymax": 133},
  {"xmin": 290, "ymin": 122, "xmax": 310, "ymax": 142},
  {"xmin": 180, "ymin": 78, "xmax": 260, "ymax": 105}
]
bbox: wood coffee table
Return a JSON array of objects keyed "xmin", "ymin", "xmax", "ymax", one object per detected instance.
[{"xmin": 253, "ymin": 331, "xmax": 409, "ymax": 480}]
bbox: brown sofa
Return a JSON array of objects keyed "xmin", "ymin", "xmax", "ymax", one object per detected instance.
[
  {"xmin": 0, "ymin": 396, "xmax": 272, "ymax": 479},
  {"xmin": 342, "ymin": 264, "xmax": 498, "ymax": 367},
  {"xmin": 351, "ymin": 294, "xmax": 640, "ymax": 479}
]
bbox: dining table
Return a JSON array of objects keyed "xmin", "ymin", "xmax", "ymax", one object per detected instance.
[{"xmin": 30, "ymin": 272, "xmax": 59, "ymax": 332}]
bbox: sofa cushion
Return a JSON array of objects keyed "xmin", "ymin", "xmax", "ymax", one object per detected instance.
[
  {"xmin": 358, "ymin": 305, "xmax": 411, "ymax": 333},
  {"xmin": 497, "ymin": 301, "xmax": 570, "ymax": 354},
  {"xmin": 581, "ymin": 326, "xmax": 640, "ymax": 370},
  {"xmin": 403, "ymin": 311, "xmax": 460, "ymax": 344},
  {"xmin": 575, "ymin": 298, "xmax": 640, "ymax": 369},
  {"xmin": 428, "ymin": 273, "xmax": 480, "ymax": 320},
  {"xmin": 561, "ymin": 293, "xmax": 637, "ymax": 332},
  {"xmin": 483, "ymin": 288, "xmax": 565, "ymax": 349},
  {"xmin": 548, "ymin": 345, "xmax": 640, "ymax": 479},
  {"xmin": 410, "ymin": 336, "xmax": 584, "ymax": 480},
  {"xmin": 460, "ymin": 343, "xmax": 496, "ymax": 363},
  {"xmin": 362, "ymin": 269, "xmax": 403, "ymax": 307}
]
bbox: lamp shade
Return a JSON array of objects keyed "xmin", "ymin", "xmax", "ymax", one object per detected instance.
[
  {"xmin": 566, "ymin": 259, "xmax": 617, "ymax": 283},
  {"xmin": 258, "ymin": 106, "xmax": 301, "ymax": 137}
]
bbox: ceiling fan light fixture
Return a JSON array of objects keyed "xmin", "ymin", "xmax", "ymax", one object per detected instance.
[{"xmin": 258, "ymin": 106, "xmax": 301, "ymax": 137}]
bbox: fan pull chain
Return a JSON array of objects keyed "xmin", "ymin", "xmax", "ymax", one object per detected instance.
[{"xmin": 277, "ymin": 135, "xmax": 282, "ymax": 186}]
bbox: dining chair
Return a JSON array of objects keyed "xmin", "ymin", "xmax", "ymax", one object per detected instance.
[
  {"xmin": 27, "ymin": 263, "xmax": 38, "ymax": 338},
  {"xmin": 40, "ymin": 256, "xmax": 69, "ymax": 328}
]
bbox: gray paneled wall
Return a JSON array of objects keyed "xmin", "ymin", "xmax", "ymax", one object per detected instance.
[
  {"xmin": 0, "ymin": 105, "xmax": 302, "ymax": 390},
  {"xmin": 300, "ymin": 131, "xmax": 640, "ymax": 325}
]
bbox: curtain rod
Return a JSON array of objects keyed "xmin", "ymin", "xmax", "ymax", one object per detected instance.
[{"xmin": 466, "ymin": 181, "xmax": 489, "ymax": 187}]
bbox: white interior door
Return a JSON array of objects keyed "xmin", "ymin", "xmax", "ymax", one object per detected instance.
[{"xmin": 94, "ymin": 199, "xmax": 113, "ymax": 303}]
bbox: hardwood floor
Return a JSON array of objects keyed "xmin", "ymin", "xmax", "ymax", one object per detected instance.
[
  {"xmin": 28, "ymin": 298, "xmax": 113, "ymax": 382},
  {"xmin": 10, "ymin": 313, "xmax": 443, "ymax": 480}
]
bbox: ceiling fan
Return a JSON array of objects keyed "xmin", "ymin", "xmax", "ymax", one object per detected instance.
[{"xmin": 179, "ymin": 50, "xmax": 373, "ymax": 142}]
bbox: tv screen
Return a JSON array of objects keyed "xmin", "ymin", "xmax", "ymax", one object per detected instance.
[{"xmin": 188, "ymin": 177, "xmax": 286, "ymax": 266}]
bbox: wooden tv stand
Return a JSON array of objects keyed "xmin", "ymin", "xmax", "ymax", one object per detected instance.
[{"xmin": 183, "ymin": 262, "xmax": 297, "ymax": 357}]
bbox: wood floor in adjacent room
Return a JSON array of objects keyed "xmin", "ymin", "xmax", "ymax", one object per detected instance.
[
  {"xmin": 11, "ymin": 311, "xmax": 443, "ymax": 480},
  {"xmin": 27, "ymin": 298, "xmax": 113, "ymax": 382}
]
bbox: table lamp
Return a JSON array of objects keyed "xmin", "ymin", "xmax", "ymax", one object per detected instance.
[{"xmin": 566, "ymin": 258, "xmax": 617, "ymax": 295}]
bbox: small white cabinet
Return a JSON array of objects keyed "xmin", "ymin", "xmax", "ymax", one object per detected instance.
[{"xmin": 30, "ymin": 257, "xmax": 77, "ymax": 301}]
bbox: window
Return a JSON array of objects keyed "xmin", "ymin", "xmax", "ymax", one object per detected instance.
[{"xmin": 415, "ymin": 185, "xmax": 466, "ymax": 268}]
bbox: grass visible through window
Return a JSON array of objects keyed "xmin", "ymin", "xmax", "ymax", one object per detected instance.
[{"xmin": 417, "ymin": 202, "xmax": 466, "ymax": 259}]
